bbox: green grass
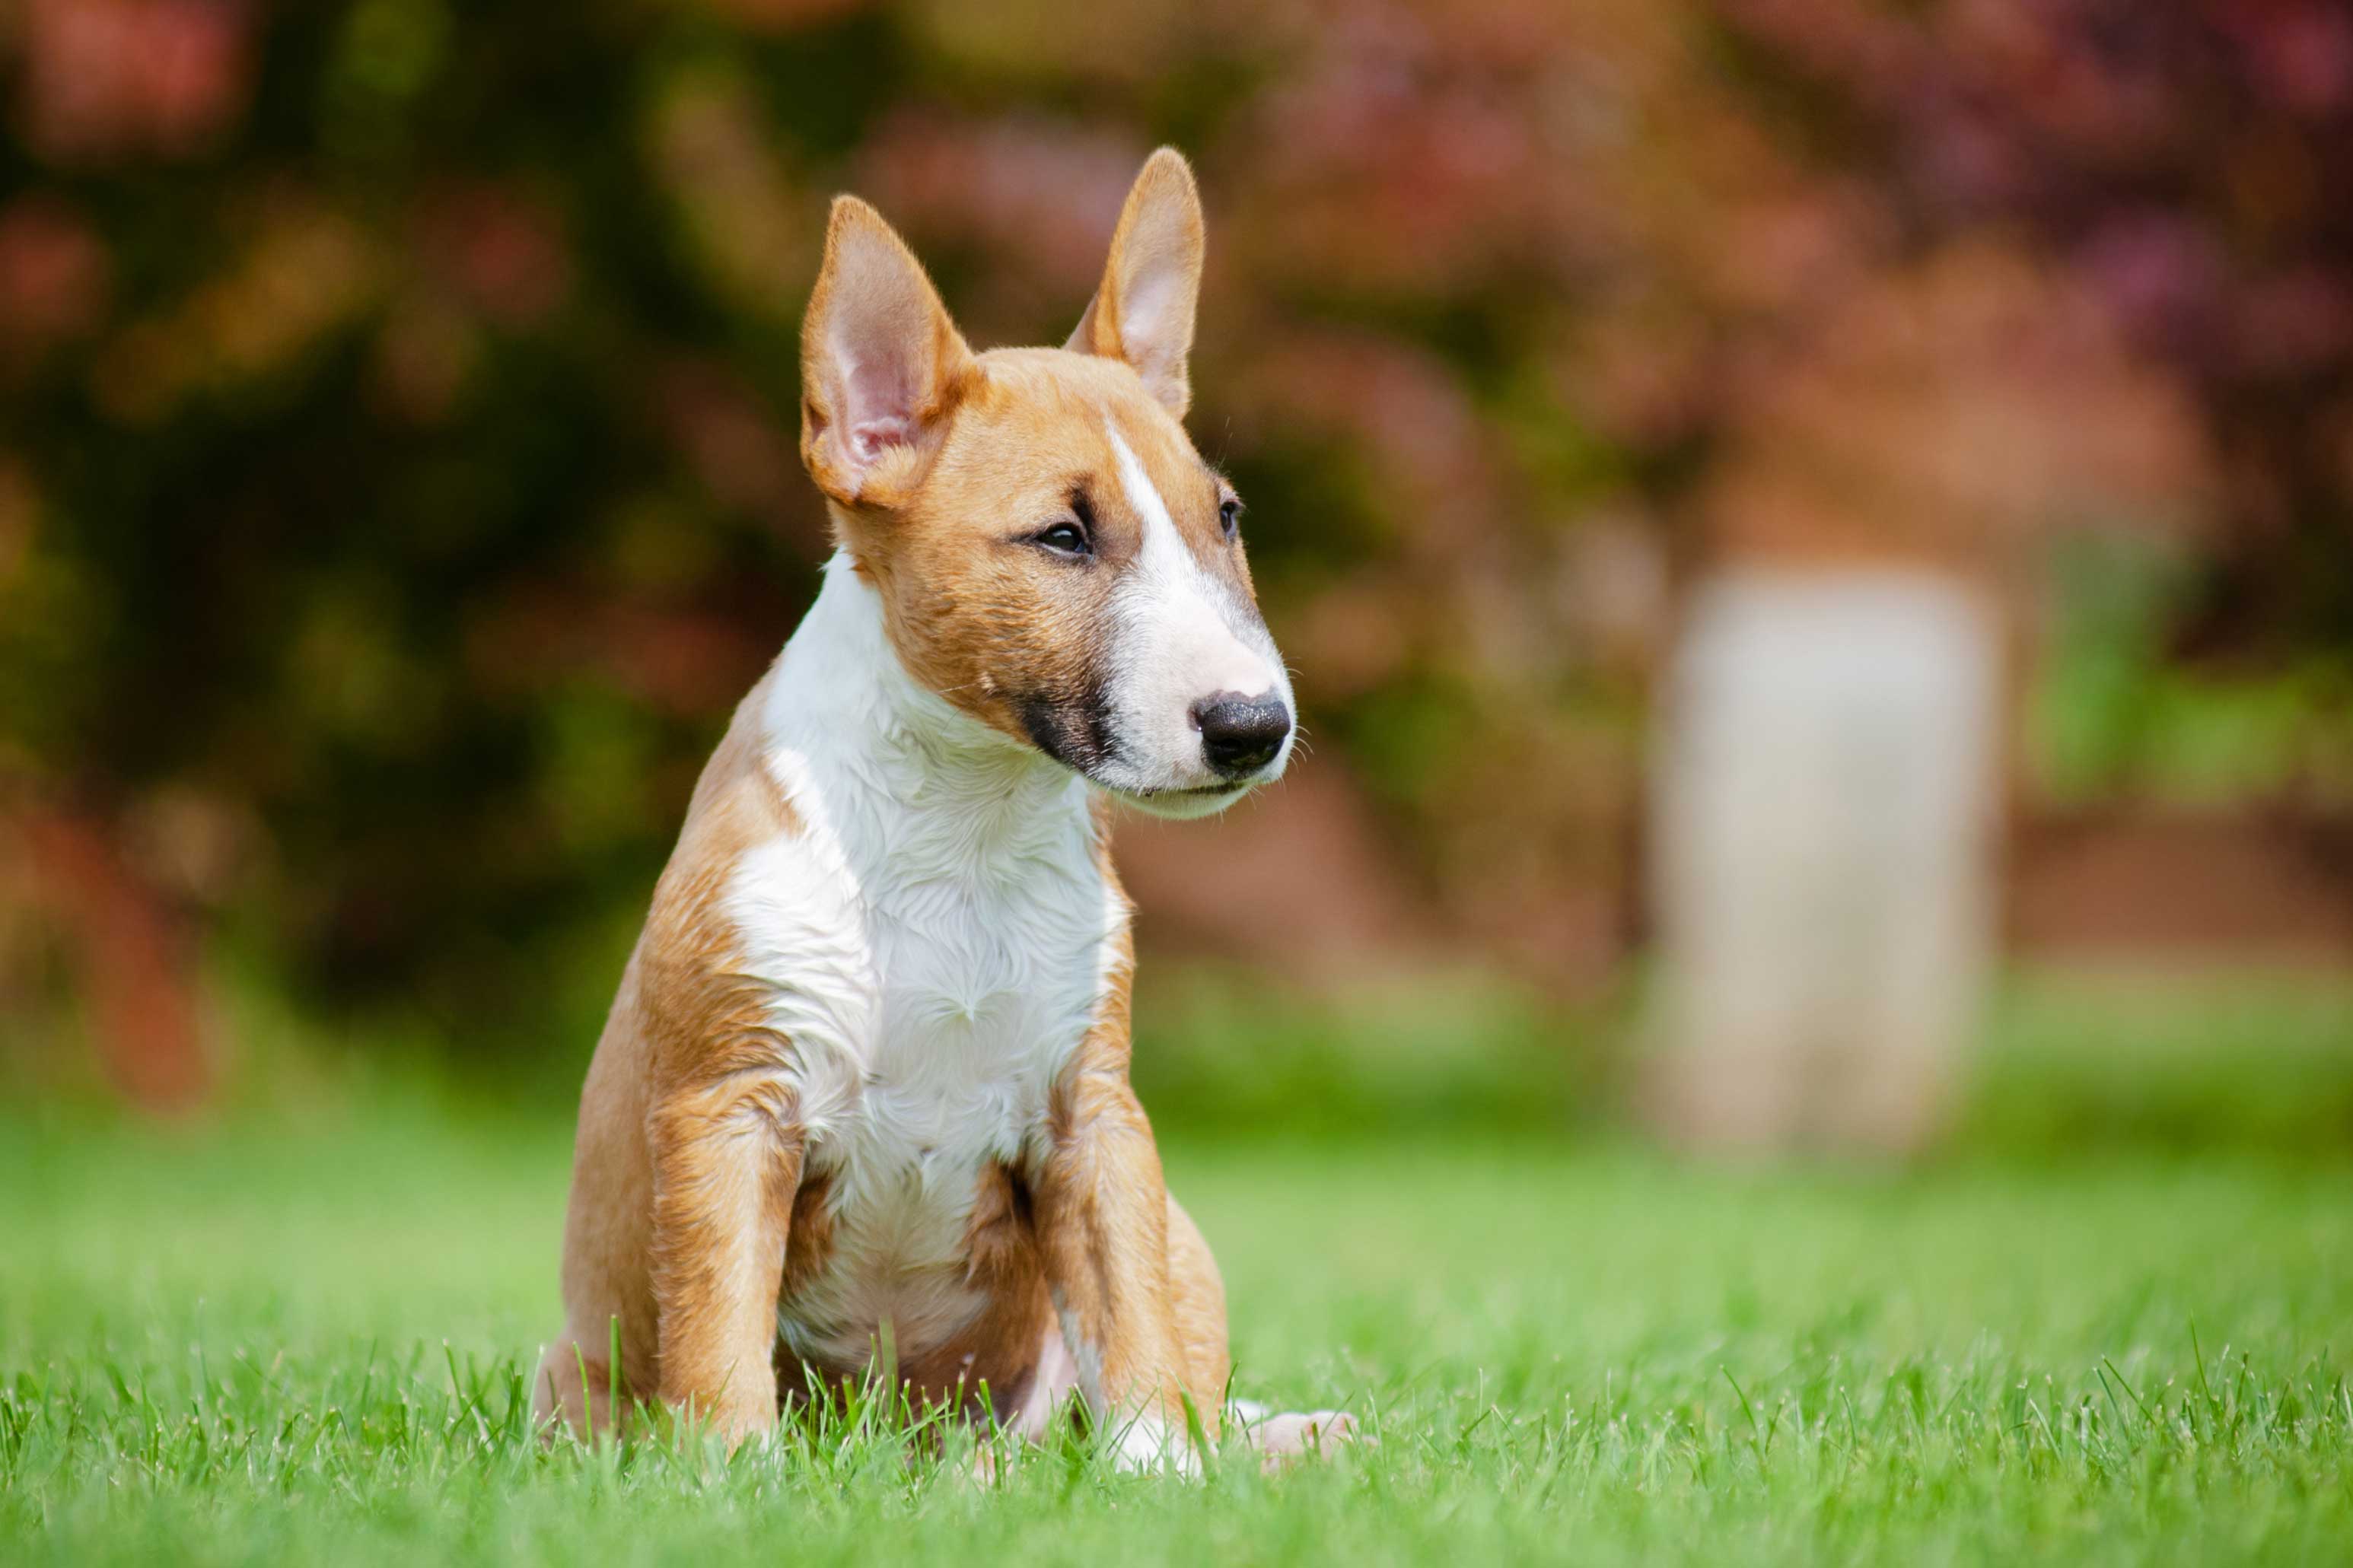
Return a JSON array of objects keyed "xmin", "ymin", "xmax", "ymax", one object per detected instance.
[
  {"xmin": 6, "ymin": 1058, "xmax": 2353, "ymax": 1566},
  {"xmin": 5, "ymin": 968, "xmax": 2353, "ymax": 1563}
]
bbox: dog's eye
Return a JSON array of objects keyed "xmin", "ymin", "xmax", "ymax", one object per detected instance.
[
  {"xmin": 1034, "ymin": 520, "xmax": 1091, "ymax": 558},
  {"xmin": 1218, "ymin": 498, "xmax": 1242, "ymax": 539}
]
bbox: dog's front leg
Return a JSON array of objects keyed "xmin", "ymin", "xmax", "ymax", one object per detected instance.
[
  {"xmin": 1035, "ymin": 1067, "xmax": 1208, "ymax": 1473},
  {"xmin": 647, "ymin": 1071, "xmax": 801, "ymax": 1444}
]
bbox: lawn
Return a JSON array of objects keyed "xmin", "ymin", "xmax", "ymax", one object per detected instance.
[{"xmin": 4, "ymin": 975, "xmax": 2353, "ymax": 1564}]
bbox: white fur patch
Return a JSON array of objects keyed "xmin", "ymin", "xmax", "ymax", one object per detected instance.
[
  {"xmin": 1106, "ymin": 1411, "xmax": 1199, "ymax": 1476},
  {"xmin": 1097, "ymin": 420, "xmax": 1293, "ymax": 806},
  {"xmin": 728, "ymin": 555, "xmax": 1124, "ymax": 1372}
]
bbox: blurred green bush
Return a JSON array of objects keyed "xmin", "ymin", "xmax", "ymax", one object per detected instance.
[{"xmin": 3, "ymin": 2, "xmax": 2349, "ymax": 1069}]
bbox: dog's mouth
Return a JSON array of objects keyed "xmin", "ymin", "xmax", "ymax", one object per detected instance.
[
  {"xmin": 1097, "ymin": 775, "xmax": 1262, "ymax": 821},
  {"xmin": 1131, "ymin": 781, "xmax": 1249, "ymax": 799}
]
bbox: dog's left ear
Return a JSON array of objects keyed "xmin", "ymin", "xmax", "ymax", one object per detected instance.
[{"xmin": 1066, "ymin": 148, "xmax": 1205, "ymax": 419}]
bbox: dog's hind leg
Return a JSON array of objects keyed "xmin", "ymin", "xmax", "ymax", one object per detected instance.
[
  {"xmin": 1165, "ymin": 1193, "xmax": 1231, "ymax": 1420},
  {"xmin": 1166, "ymin": 1192, "xmax": 1357, "ymax": 1467},
  {"xmin": 533, "ymin": 1328, "xmax": 648, "ymax": 1441}
]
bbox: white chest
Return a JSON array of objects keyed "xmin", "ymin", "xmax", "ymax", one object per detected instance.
[{"xmin": 721, "ymin": 712, "xmax": 1122, "ymax": 1367}]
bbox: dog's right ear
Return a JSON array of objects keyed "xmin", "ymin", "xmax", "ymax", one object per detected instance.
[
  {"xmin": 1065, "ymin": 148, "xmax": 1205, "ymax": 419},
  {"xmin": 800, "ymin": 196, "xmax": 975, "ymax": 510}
]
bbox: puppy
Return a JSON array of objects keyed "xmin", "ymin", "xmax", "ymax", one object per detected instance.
[{"xmin": 535, "ymin": 149, "xmax": 1348, "ymax": 1470}]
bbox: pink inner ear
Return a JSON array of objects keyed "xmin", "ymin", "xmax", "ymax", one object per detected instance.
[
  {"xmin": 839, "ymin": 348, "xmax": 919, "ymax": 466},
  {"xmin": 1121, "ymin": 266, "xmax": 1182, "ymax": 355},
  {"xmin": 846, "ymin": 415, "xmax": 915, "ymax": 463}
]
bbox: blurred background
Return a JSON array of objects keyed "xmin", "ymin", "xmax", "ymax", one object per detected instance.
[{"xmin": 3, "ymin": 0, "xmax": 2350, "ymax": 1153}]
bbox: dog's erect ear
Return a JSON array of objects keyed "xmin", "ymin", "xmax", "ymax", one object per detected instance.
[
  {"xmin": 800, "ymin": 196, "xmax": 975, "ymax": 510},
  {"xmin": 1065, "ymin": 148, "xmax": 1205, "ymax": 419}
]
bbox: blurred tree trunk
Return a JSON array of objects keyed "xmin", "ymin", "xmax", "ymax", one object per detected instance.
[{"xmin": 1645, "ymin": 571, "xmax": 2000, "ymax": 1154}]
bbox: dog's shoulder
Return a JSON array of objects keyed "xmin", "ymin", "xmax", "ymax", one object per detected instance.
[{"xmin": 629, "ymin": 669, "xmax": 817, "ymax": 1083}]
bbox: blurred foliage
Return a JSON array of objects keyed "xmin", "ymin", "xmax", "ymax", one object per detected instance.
[
  {"xmin": 2, "ymin": 1, "xmax": 2351, "ymax": 1046},
  {"xmin": 13, "ymin": 953, "xmax": 2353, "ymax": 1165},
  {"xmin": 1959, "ymin": 968, "xmax": 2353, "ymax": 1162},
  {"xmin": 2031, "ymin": 533, "xmax": 2353, "ymax": 805},
  {"xmin": 1128, "ymin": 967, "xmax": 1611, "ymax": 1143}
]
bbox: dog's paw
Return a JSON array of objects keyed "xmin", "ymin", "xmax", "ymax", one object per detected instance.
[
  {"xmin": 1106, "ymin": 1413, "xmax": 1204, "ymax": 1477},
  {"xmin": 1241, "ymin": 1408, "xmax": 1360, "ymax": 1472}
]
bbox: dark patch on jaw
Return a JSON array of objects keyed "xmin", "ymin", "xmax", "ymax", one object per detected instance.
[
  {"xmin": 1005, "ymin": 1164, "xmax": 1036, "ymax": 1232},
  {"xmin": 1015, "ymin": 676, "xmax": 1119, "ymax": 777}
]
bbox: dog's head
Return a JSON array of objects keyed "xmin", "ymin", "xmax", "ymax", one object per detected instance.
[{"xmin": 798, "ymin": 150, "xmax": 1291, "ymax": 819}]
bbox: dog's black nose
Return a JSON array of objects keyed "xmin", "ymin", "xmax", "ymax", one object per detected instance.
[{"xmin": 1192, "ymin": 692, "xmax": 1291, "ymax": 778}]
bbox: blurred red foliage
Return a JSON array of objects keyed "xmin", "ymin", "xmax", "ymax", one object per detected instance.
[
  {"xmin": 18, "ymin": 0, "xmax": 250, "ymax": 162},
  {"xmin": 1, "ymin": 0, "xmax": 2346, "ymax": 1081},
  {"xmin": 0, "ymin": 197, "xmax": 111, "ymax": 363}
]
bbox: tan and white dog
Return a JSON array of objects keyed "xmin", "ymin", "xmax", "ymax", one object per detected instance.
[{"xmin": 534, "ymin": 150, "xmax": 1348, "ymax": 1471}]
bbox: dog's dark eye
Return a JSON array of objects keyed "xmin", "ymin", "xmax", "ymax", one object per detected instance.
[
  {"xmin": 1218, "ymin": 498, "xmax": 1242, "ymax": 539},
  {"xmin": 1034, "ymin": 520, "xmax": 1091, "ymax": 557}
]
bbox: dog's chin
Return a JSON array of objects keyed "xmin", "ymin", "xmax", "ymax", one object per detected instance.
[{"xmin": 1095, "ymin": 778, "xmax": 1262, "ymax": 821}]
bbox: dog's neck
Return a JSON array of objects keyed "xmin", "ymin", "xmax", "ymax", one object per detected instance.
[{"xmin": 759, "ymin": 552, "xmax": 1096, "ymax": 881}]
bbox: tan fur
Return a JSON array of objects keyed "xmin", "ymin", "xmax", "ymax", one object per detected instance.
[
  {"xmin": 538, "ymin": 150, "xmax": 1281, "ymax": 1464},
  {"xmin": 1032, "ymin": 851, "xmax": 1191, "ymax": 1423},
  {"xmin": 535, "ymin": 692, "xmax": 808, "ymax": 1440},
  {"xmin": 830, "ymin": 349, "xmax": 1250, "ymax": 762},
  {"xmin": 1166, "ymin": 1194, "xmax": 1231, "ymax": 1403},
  {"xmin": 1066, "ymin": 148, "xmax": 1205, "ymax": 417}
]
